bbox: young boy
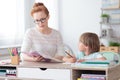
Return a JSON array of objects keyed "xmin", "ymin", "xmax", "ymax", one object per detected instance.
[{"xmin": 63, "ymin": 32, "xmax": 106, "ymax": 63}]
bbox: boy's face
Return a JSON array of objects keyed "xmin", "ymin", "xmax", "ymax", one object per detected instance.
[{"xmin": 78, "ymin": 42, "xmax": 86, "ymax": 52}]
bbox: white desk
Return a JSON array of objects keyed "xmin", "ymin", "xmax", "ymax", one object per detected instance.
[{"xmin": 0, "ymin": 61, "xmax": 120, "ymax": 80}]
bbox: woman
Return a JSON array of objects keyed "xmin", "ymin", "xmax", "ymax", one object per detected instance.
[{"xmin": 21, "ymin": 2, "xmax": 65, "ymax": 62}]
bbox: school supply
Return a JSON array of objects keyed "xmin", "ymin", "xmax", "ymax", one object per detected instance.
[
  {"xmin": 0, "ymin": 59, "xmax": 11, "ymax": 65},
  {"xmin": 80, "ymin": 74, "xmax": 106, "ymax": 80},
  {"xmin": 7, "ymin": 48, "xmax": 20, "ymax": 65},
  {"xmin": 65, "ymin": 51, "xmax": 73, "ymax": 58}
]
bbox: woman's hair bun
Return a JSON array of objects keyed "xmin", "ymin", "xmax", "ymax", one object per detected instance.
[{"xmin": 33, "ymin": 2, "xmax": 44, "ymax": 8}]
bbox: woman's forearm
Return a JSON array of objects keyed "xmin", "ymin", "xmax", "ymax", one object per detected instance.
[{"xmin": 21, "ymin": 53, "xmax": 35, "ymax": 61}]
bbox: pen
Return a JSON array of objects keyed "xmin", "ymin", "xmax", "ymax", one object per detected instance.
[{"xmin": 65, "ymin": 51, "xmax": 73, "ymax": 58}]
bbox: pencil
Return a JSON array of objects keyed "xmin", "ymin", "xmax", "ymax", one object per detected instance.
[
  {"xmin": 7, "ymin": 48, "xmax": 12, "ymax": 56},
  {"xmin": 65, "ymin": 51, "xmax": 73, "ymax": 58}
]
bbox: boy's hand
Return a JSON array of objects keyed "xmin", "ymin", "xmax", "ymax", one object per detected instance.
[
  {"xmin": 63, "ymin": 56, "xmax": 76, "ymax": 63},
  {"xmin": 77, "ymin": 59, "xmax": 85, "ymax": 62}
]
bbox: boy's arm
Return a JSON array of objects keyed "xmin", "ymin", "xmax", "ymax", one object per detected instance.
[
  {"xmin": 77, "ymin": 56, "xmax": 106, "ymax": 63},
  {"xmin": 62, "ymin": 55, "xmax": 77, "ymax": 63},
  {"xmin": 95, "ymin": 57, "xmax": 106, "ymax": 60}
]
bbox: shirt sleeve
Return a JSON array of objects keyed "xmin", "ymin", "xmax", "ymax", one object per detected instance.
[
  {"xmin": 95, "ymin": 52, "xmax": 103, "ymax": 58},
  {"xmin": 55, "ymin": 31, "xmax": 65, "ymax": 56},
  {"xmin": 82, "ymin": 52, "xmax": 103, "ymax": 60},
  {"xmin": 76, "ymin": 51, "xmax": 85, "ymax": 60},
  {"xmin": 21, "ymin": 30, "xmax": 32, "ymax": 53}
]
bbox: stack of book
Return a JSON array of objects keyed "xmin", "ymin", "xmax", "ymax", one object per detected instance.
[
  {"xmin": 6, "ymin": 69, "xmax": 16, "ymax": 77},
  {"xmin": 77, "ymin": 74, "xmax": 106, "ymax": 80},
  {"xmin": 0, "ymin": 69, "xmax": 6, "ymax": 77},
  {"xmin": 0, "ymin": 67, "xmax": 17, "ymax": 77}
]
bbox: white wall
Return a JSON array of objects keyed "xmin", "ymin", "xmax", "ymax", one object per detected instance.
[
  {"xmin": 24, "ymin": 0, "xmax": 35, "ymax": 30},
  {"xmin": 59, "ymin": 0, "xmax": 102, "ymax": 53}
]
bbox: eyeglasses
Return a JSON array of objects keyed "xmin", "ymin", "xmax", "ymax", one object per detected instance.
[{"xmin": 34, "ymin": 16, "xmax": 47, "ymax": 24}]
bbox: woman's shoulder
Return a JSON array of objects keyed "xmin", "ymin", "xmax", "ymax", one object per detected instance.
[
  {"xmin": 25, "ymin": 27, "xmax": 37, "ymax": 34},
  {"xmin": 51, "ymin": 28, "xmax": 59, "ymax": 33},
  {"xmin": 26, "ymin": 27, "xmax": 36, "ymax": 32},
  {"xmin": 51, "ymin": 28, "xmax": 61, "ymax": 35}
]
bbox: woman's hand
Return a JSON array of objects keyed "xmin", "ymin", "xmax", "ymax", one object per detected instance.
[
  {"xmin": 22, "ymin": 53, "xmax": 44, "ymax": 62},
  {"xmin": 32, "ymin": 56, "xmax": 44, "ymax": 62}
]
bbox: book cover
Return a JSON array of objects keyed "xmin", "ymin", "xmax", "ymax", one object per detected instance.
[
  {"xmin": 81, "ymin": 74, "xmax": 106, "ymax": 80},
  {"xmin": 27, "ymin": 51, "xmax": 63, "ymax": 63}
]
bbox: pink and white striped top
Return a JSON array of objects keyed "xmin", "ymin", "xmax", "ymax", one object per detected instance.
[{"xmin": 21, "ymin": 27, "xmax": 65, "ymax": 58}]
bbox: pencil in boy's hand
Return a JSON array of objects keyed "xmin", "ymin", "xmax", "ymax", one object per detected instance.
[{"xmin": 65, "ymin": 51, "xmax": 73, "ymax": 58}]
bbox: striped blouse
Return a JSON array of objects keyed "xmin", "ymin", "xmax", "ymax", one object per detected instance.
[{"xmin": 21, "ymin": 27, "xmax": 65, "ymax": 58}]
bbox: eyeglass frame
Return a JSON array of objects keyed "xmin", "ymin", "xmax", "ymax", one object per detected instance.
[{"xmin": 33, "ymin": 16, "xmax": 48, "ymax": 24}]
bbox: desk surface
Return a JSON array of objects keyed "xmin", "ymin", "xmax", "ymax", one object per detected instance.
[
  {"xmin": 0, "ymin": 61, "xmax": 117, "ymax": 70},
  {"xmin": 20, "ymin": 61, "xmax": 111, "ymax": 71},
  {"xmin": 0, "ymin": 61, "xmax": 110, "ymax": 71},
  {"xmin": 2, "ymin": 60, "xmax": 119, "ymax": 71},
  {"xmin": 19, "ymin": 61, "xmax": 72, "ymax": 69}
]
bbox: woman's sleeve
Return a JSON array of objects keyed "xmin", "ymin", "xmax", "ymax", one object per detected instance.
[
  {"xmin": 21, "ymin": 30, "xmax": 32, "ymax": 53},
  {"xmin": 56, "ymin": 32, "xmax": 65, "ymax": 56}
]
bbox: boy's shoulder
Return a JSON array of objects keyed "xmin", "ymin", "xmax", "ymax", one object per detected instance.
[
  {"xmin": 90, "ymin": 52, "xmax": 102, "ymax": 56},
  {"xmin": 92, "ymin": 52, "xmax": 101, "ymax": 54}
]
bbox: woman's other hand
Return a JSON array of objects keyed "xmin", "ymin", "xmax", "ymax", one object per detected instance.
[
  {"xmin": 33, "ymin": 56, "xmax": 44, "ymax": 62},
  {"xmin": 22, "ymin": 53, "xmax": 44, "ymax": 62}
]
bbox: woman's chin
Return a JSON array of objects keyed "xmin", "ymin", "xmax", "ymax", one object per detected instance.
[{"xmin": 39, "ymin": 26, "xmax": 44, "ymax": 29}]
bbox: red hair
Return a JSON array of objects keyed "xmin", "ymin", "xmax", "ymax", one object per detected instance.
[{"xmin": 31, "ymin": 2, "xmax": 49, "ymax": 17}]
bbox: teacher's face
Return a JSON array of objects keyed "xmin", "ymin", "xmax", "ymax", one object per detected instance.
[{"xmin": 33, "ymin": 11, "xmax": 49, "ymax": 30}]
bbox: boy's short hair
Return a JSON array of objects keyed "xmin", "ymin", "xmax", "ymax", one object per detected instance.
[{"xmin": 80, "ymin": 32, "xmax": 100, "ymax": 53}]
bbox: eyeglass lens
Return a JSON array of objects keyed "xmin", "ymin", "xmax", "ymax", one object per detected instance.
[{"xmin": 34, "ymin": 17, "xmax": 47, "ymax": 24}]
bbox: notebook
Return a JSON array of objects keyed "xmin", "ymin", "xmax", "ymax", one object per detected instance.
[
  {"xmin": 26, "ymin": 51, "xmax": 63, "ymax": 63},
  {"xmin": 81, "ymin": 60, "xmax": 110, "ymax": 64}
]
